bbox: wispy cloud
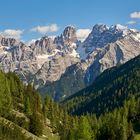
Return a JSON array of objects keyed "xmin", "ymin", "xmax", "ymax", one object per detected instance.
[
  {"xmin": 0, "ymin": 29, "xmax": 24, "ymax": 39},
  {"xmin": 30, "ymin": 24, "xmax": 59, "ymax": 34},
  {"xmin": 130, "ymin": 11, "xmax": 140, "ymax": 19},
  {"xmin": 76, "ymin": 29, "xmax": 91, "ymax": 41},
  {"xmin": 127, "ymin": 20, "xmax": 136, "ymax": 25}
]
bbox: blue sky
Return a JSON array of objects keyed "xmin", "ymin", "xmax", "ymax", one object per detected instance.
[{"xmin": 0, "ymin": 0, "xmax": 140, "ymax": 42}]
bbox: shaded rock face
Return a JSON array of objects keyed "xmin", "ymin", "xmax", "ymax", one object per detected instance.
[
  {"xmin": 38, "ymin": 62, "xmax": 86, "ymax": 101},
  {"xmin": 63, "ymin": 26, "xmax": 77, "ymax": 46},
  {"xmin": 1, "ymin": 37, "xmax": 17, "ymax": 46},
  {"xmin": 1, "ymin": 24, "xmax": 140, "ymax": 101}
]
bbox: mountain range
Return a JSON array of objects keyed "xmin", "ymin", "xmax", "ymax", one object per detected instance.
[
  {"xmin": 1, "ymin": 47, "xmax": 140, "ymax": 140},
  {"xmin": 62, "ymin": 54, "xmax": 140, "ymax": 115},
  {"xmin": 1, "ymin": 24, "xmax": 140, "ymax": 101}
]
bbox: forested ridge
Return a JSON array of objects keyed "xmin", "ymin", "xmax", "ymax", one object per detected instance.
[
  {"xmin": 1, "ymin": 55, "xmax": 140, "ymax": 139},
  {"xmin": 0, "ymin": 71, "xmax": 62, "ymax": 140},
  {"xmin": 62, "ymin": 54, "xmax": 140, "ymax": 116}
]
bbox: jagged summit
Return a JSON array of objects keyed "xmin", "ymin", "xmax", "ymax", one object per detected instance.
[
  {"xmin": 54, "ymin": 26, "xmax": 77, "ymax": 47},
  {"xmin": 110, "ymin": 24, "xmax": 127, "ymax": 30},
  {"xmin": 92, "ymin": 24, "xmax": 109, "ymax": 33}
]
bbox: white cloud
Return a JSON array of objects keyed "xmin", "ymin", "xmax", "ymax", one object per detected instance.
[
  {"xmin": 27, "ymin": 39, "xmax": 37, "ymax": 45},
  {"xmin": 49, "ymin": 35, "xmax": 56, "ymax": 39},
  {"xmin": 30, "ymin": 24, "xmax": 59, "ymax": 34},
  {"xmin": 76, "ymin": 29, "xmax": 91, "ymax": 41},
  {"xmin": 127, "ymin": 21, "xmax": 136, "ymax": 25},
  {"xmin": 0, "ymin": 29, "xmax": 23, "ymax": 39},
  {"xmin": 130, "ymin": 12, "xmax": 140, "ymax": 19}
]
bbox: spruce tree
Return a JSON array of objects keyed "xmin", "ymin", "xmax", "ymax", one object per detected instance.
[
  {"xmin": 77, "ymin": 116, "xmax": 92, "ymax": 140},
  {"xmin": 24, "ymin": 97, "xmax": 31, "ymax": 115},
  {"xmin": 29, "ymin": 111, "xmax": 43, "ymax": 136}
]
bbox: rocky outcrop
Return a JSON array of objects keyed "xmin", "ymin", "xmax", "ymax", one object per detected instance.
[
  {"xmin": 54, "ymin": 26, "xmax": 77, "ymax": 47},
  {"xmin": 30, "ymin": 36, "xmax": 56, "ymax": 56},
  {"xmin": 34, "ymin": 55, "xmax": 80, "ymax": 88}
]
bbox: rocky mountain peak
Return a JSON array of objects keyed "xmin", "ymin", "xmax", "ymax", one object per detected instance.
[
  {"xmin": 54, "ymin": 26, "xmax": 77, "ymax": 47},
  {"xmin": 92, "ymin": 24, "xmax": 109, "ymax": 34},
  {"xmin": 0, "ymin": 37, "xmax": 18, "ymax": 47},
  {"xmin": 79, "ymin": 24, "xmax": 130, "ymax": 57},
  {"xmin": 109, "ymin": 24, "xmax": 129, "ymax": 36},
  {"xmin": 63, "ymin": 26, "xmax": 76, "ymax": 37},
  {"xmin": 109, "ymin": 24, "xmax": 127, "ymax": 31},
  {"xmin": 63, "ymin": 26, "xmax": 77, "ymax": 46},
  {"xmin": 30, "ymin": 36, "xmax": 56, "ymax": 56}
]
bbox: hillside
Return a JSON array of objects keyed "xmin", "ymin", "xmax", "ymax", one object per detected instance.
[
  {"xmin": 0, "ymin": 117, "xmax": 43, "ymax": 140},
  {"xmin": 62, "ymin": 54, "xmax": 140, "ymax": 116},
  {"xmin": 0, "ymin": 71, "xmax": 63, "ymax": 140},
  {"xmin": 1, "ymin": 61, "xmax": 140, "ymax": 140}
]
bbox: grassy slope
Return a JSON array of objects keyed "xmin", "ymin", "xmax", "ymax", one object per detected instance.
[
  {"xmin": 40, "ymin": 127, "xmax": 60, "ymax": 140},
  {"xmin": 134, "ymin": 134, "xmax": 140, "ymax": 140},
  {"xmin": 0, "ymin": 117, "xmax": 43, "ymax": 140},
  {"xmin": 0, "ymin": 117, "xmax": 60, "ymax": 140}
]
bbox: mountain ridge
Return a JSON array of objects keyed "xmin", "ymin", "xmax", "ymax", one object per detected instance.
[
  {"xmin": 1, "ymin": 24, "xmax": 140, "ymax": 100},
  {"xmin": 62, "ymin": 54, "xmax": 140, "ymax": 115}
]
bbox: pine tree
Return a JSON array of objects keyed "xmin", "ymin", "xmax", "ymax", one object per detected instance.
[
  {"xmin": 42, "ymin": 103, "xmax": 47, "ymax": 119},
  {"xmin": 67, "ymin": 129, "xmax": 76, "ymax": 140},
  {"xmin": 24, "ymin": 97, "xmax": 31, "ymax": 115},
  {"xmin": 77, "ymin": 116, "xmax": 92, "ymax": 140},
  {"xmin": 29, "ymin": 111, "xmax": 43, "ymax": 136},
  {"xmin": 119, "ymin": 116, "xmax": 127, "ymax": 140},
  {"xmin": 0, "ymin": 74, "xmax": 12, "ymax": 117}
]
